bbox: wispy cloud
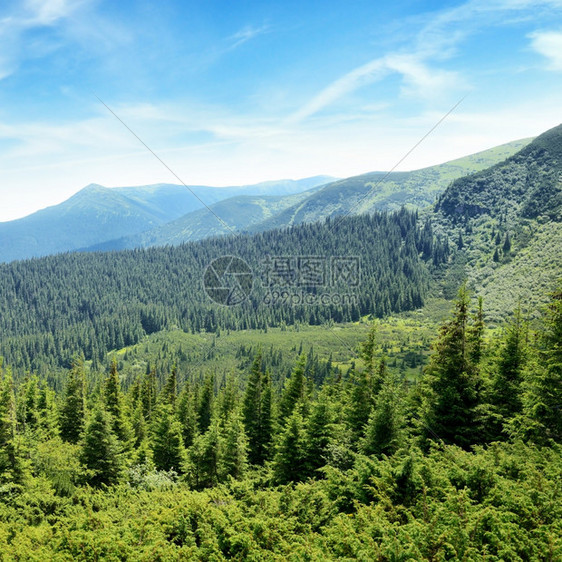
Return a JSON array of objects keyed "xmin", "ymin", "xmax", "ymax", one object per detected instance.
[
  {"xmin": 227, "ymin": 24, "xmax": 271, "ymax": 50},
  {"xmin": 288, "ymin": 0, "xmax": 562, "ymax": 123},
  {"xmin": 529, "ymin": 29, "xmax": 562, "ymax": 69}
]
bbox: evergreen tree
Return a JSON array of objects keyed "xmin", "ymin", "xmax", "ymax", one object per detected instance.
[
  {"xmin": 0, "ymin": 364, "xmax": 23, "ymax": 483},
  {"xmin": 189, "ymin": 419, "xmax": 221, "ymax": 489},
  {"xmin": 161, "ymin": 367, "xmax": 178, "ymax": 409},
  {"xmin": 152, "ymin": 405, "xmax": 186, "ymax": 473},
  {"xmin": 242, "ymin": 353, "xmax": 273, "ymax": 465},
  {"xmin": 421, "ymin": 285, "xmax": 482, "ymax": 448},
  {"xmin": 273, "ymin": 410, "xmax": 306, "ymax": 484},
  {"xmin": 36, "ymin": 381, "xmax": 59, "ymax": 438},
  {"xmin": 492, "ymin": 306, "xmax": 527, "ymax": 423},
  {"xmin": 278, "ymin": 354, "xmax": 308, "ymax": 423},
  {"xmin": 59, "ymin": 358, "xmax": 87, "ymax": 444},
  {"xmin": 197, "ymin": 373, "xmax": 214, "ymax": 433},
  {"xmin": 303, "ymin": 397, "xmax": 334, "ymax": 477},
  {"xmin": 503, "ymin": 232, "xmax": 511, "ymax": 254},
  {"xmin": 141, "ymin": 367, "xmax": 158, "ymax": 421},
  {"xmin": 177, "ymin": 384, "xmax": 199, "ymax": 448},
  {"xmin": 362, "ymin": 375, "xmax": 404, "ymax": 457},
  {"xmin": 104, "ymin": 359, "xmax": 131, "ymax": 447},
  {"xmin": 80, "ymin": 407, "xmax": 122, "ymax": 487},
  {"xmin": 221, "ymin": 410, "xmax": 248, "ymax": 481},
  {"xmin": 522, "ymin": 287, "xmax": 562, "ymax": 443}
]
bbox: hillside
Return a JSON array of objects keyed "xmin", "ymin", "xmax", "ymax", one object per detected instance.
[
  {"xmin": 431, "ymin": 124, "xmax": 562, "ymax": 321},
  {"xmin": 84, "ymin": 190, "xmax": 322, "ymax": 252},
  {"xmin": 81, "ymin": 138, "xmax": 532, "ymax": 253},
  {"xmin": 0, "ymin": 177, "xmax": 334, "ymax": 262},
  {"xmin": 0, "ymin": 210, "xmax": 438, "ymax": 377},
  {"xmin": 248, "ymin": 138, "xmax": 532, "ymax": 233}
]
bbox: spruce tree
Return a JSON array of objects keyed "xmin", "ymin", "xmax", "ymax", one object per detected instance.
[
  {"xmin": 0, "ymin": 364, "xmax": 23, "ymax": 483},
  {"xmin": 104, "ymin": 359, "xmax": 132, "ymax": 447},
  {"xmin": 242, "ymin": 353, "xmax": 273, "ymax": 465},
  {"xmin": 273, "ymin": 410, "xmax": 306, "ymax": 484},
  {"xmin": 362, "ymin": 374, "xmax": 404, "ymax": 457},
  {"xmin": 492, "ymin": 306, "xmax": 527, "ymax": 423},
  {"xmin": 522, "ymin": 287, "xmax": 562, "ymax": 443},
  {"xmin": 221, "ymin": 410, "xmax": 248, "ymax": 481},
  {"xmin": 303, "ymin": 397, "xmax": 334, "ymax": 477},
  {"xmin": 152, "ymin": 405, "xmax": 186, "ymax": 473},
  {"xmin": 177, "ymin": 384, "xmax": 199, "ymax": 448},
  {"xmin": 189, "ymin": 419, "xmax": 221, "ymax": 489},
  {"xmin": 421, "ymin": 285, "xmax": 482, "ymax": 448},
  {"xmin": 59, "ymin": 358, "xmax": 87, "ymax": 444},
  {"xmin": 80, "ymin": 407, "xmax": 122, "ymax": 487},
  {"xmin": 278, "ymin": 354, "xmax": 308, "ymax": 423},
  {"xmin": 197, "ymin": 373, "xmax": 214, "ymax": 433}
]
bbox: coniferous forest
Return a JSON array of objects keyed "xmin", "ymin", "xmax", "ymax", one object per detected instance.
[{"xmin": 0, "ymin": 284, "xmax": 561, "ymax": 560}]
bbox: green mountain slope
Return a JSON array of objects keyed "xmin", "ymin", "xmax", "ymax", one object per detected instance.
[
  {"xmin": 0, "ymin": 177, "xmax": 334, "ymax": 263},
  {"xmin": 92, "ymin": 138, "xmax": 532, "ymax": 252},
  {"xmin": 85, "ymin": 189, "xmax": 323, "ymax": 251},
  {"xmin": 249, "ymin": 138, "xmax": 532, "ymax": 232},
  {"xmin": 432, "ymin": 124, "xmax": 562, "ymax": 321}
]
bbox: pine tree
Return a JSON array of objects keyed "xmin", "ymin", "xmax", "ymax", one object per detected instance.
[
  {"xmin": 59, "ymin": 358, "xmax": 87, "ymax": 444},
  {"xmin": 278, "ymin": 354, "xmax": 308, "ymax": 423},
  {"xmin": 421, "ymin": 285, "xmax": 482, "ymax": 448},
  {"xmin": 303, "ymin": 397, "xmax": 334, "ymax": 477},
  {"xmin": 36, "ymin": 381, "xmax": 59, "ymax": 438},
  {"xmin": 503, "ymin": 232, "xmax": 511, "ymax": 254},
  {"xmin": 492, "ymin": 306, "xmax": 527, "ymax": 423},
  {"xmin": 177, "ymin": 384, "xmax": 199, "ymax": 448},
  {"xmin": 362, "ymin": 375, "xmax": 404, "ymax": 457},
  {"xmin": 152, "ymin": 405, "xmax": 186, "ymax": 473},
  {"xmin": 80, "ymin": 407, "xmax": 122, "ymax": 487},
  {"xmin": 161, "ymin": 367, "xmax": 178, "ymax": 409},
  {"xmin": 273, "ymin": 410, "xmax": 306, "ymax": 484},
  {"xmin": 242, "ymin": 353, "xmax": 273, "ymax": 465},
  {"xmin": 141, "ymin": 368, "xmax": 157, "ymax": 421},
  {"xmin": 197, "ymin": 373, "xmax": 214, "ymax": 433},
  {"xmin": 221, "ymin": 410, "xmax": 248, "ymax": 481},
  {"xmin": 522, "ymin": 287, "xmax": 562, "ymax": 443},
  {"xmin": 0, "ymin": 364, "xmax": 23, "ymax": 483},
  {"xmin": 189, "ymin": 419, "xmax": 221, "ymax": 489},
  {"xmin": 104, "ymin": 359, "xmax": 132, "ymax": 447}
]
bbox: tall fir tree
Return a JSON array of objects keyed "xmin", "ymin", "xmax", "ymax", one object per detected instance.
[
  {"xmin": 59, "ymin": 357, "xmax": 87, "ymax": 444},
  {"xmin": 80, "ymin": 407, "xmax": 122, "ymax": 487},
  {"xmin": 152, "ymin": 405, "xmax": 186, "ymax": 473},
  {"xmin": 221, "ymin": 409, "xmax": 248, "ymax": 481},
  {"xmin": 521, "ymin": 287, "xmax": 562, "ymax": 443},
  {"xmin": 421, "ymin": 285, "xmax": 482, "ymax": 448},
  {"xmin": 278, "ymin": 354, "xmax": 308, "ymax": 423},
  {"xmin": 0, "ymin": 364, "xmax": 24, "ymax": 483},
  {"xmin": 242, "ymin": 352, "xmax": 273, "ymax": 465},
  {"xmin": 492, "ymin": 306, "xmax": 527, "ymax": 424},
  {"xmin": 273, "ymin": 410, "xmax": 307, "ymax": 484},
  {"xmin": 362, "ymin": 374, "xmax": 404, "ymax": 458},
  {"xmin": 104, "ymin": 359, "xmax": 132, "ymax": 447}
]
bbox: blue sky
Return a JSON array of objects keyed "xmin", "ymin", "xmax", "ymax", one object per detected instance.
[{"xmin": 1, "ymin": 0, "xmax": 562, "ymax": 221}]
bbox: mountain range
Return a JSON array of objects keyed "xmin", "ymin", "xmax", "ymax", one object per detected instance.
[
  {"xmin": 0, "ymin": 176, "xmax": 334, "ymax": 262},
  {"xmin": 0, "ymin": 139, "xmax": 531, "ymax": 262}
]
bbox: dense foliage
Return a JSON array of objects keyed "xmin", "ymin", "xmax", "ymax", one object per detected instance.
[
  {"xmin": 1, "ymin": 285, "xmax": 561, "ymax": 560},
  {"xmin": 0, "ymin": 210, "xmax": 446, "ymax": 378}
]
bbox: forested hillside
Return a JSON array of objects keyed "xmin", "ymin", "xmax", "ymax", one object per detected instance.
[
  {"xmin": 431, "ymin": 124, "xmax": 562, "ymax": 320},
  {"xmin": 0, "ymin": 287, "xmax": 561, "ymax": 559},
  {"xmin": 0, "ymin": 210, "xmax": 444, "ymax": 378}
]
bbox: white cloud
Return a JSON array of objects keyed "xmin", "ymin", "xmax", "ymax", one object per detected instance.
[{"xmin": 529, "ymin": 30, "xmax": 562, "ymax": 69}]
